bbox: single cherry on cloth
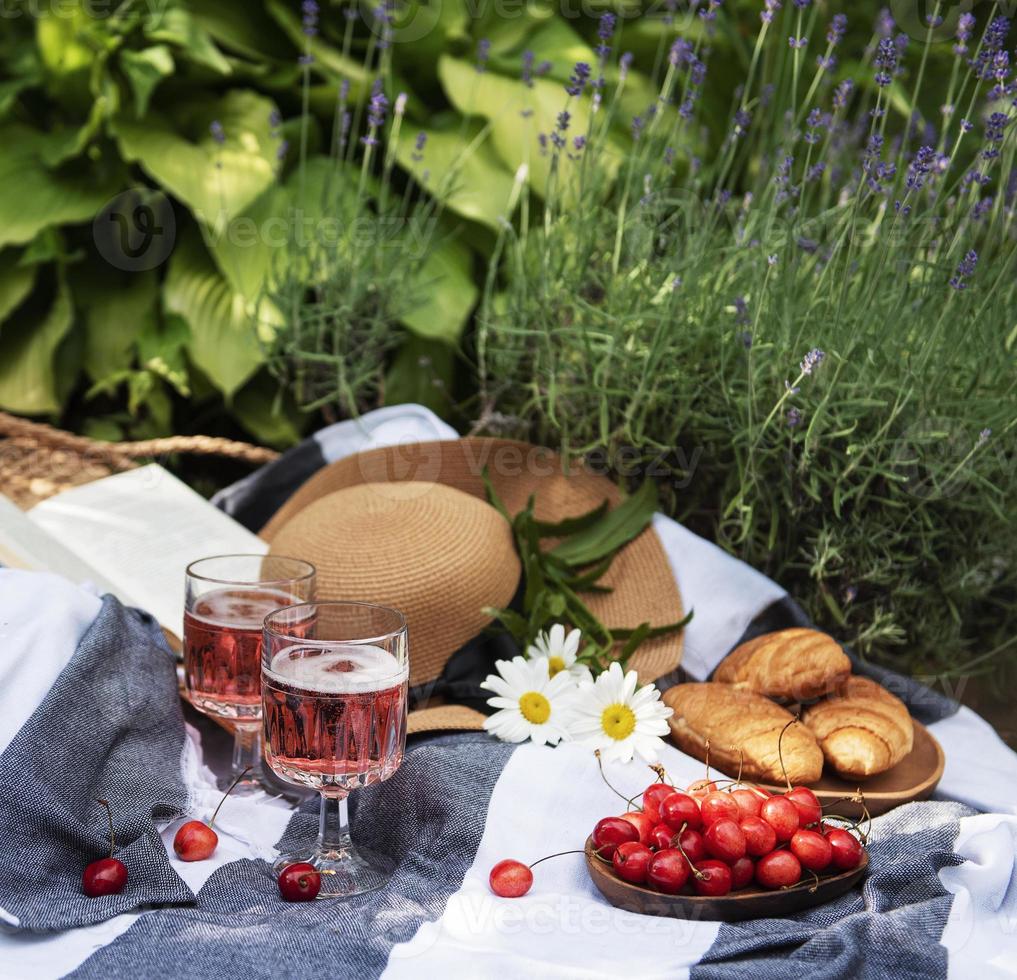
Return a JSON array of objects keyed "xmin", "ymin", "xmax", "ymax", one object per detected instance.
[
  {"xmin": 173, "ymin": 766, "xmax": 250, "ymax": 862},
  {"xmin": 785, "ymin": 786, "xmax": 823, "ymax": 827},
  {"xmin": 825, "ymin": 828, "xmax": 865, "ymax": 870},
  {"xmin": 82, "ymin": 799, "xmax": 128, "ymax": 898},
  {"xmin": 592, "ymin": 816, "xmax": 640, "ymax": 859},
  {"xmin": 278, "ymin": 862, "xmax": 321, "ymax": 901},
  {"xmin": 661, "ymin": 792, "xmax": 702, "ymax": 832},
  {"xmin": 756, "ymin": 850, "xmax": 803, "ymax": 890},
  {"xmin": 760, "ymin": 795, "xmax": 800, "ymax": 842},
  {"xmin": 613, "ymin": 842, "xmax": 653, "ymax": 885},
  {"xmin": 790, "ymin": 829, "xmax": 833, "ymax": 872},
  {"xmin": 647, "ymin": 849, "xmax": 690, "ymax": 894},
  {"xmin": 692, "ymin": 860, "xmax": 733, "ymax": 897},
  {"xmin": 620, "ymin": 811, "xmax": 655, "ymax": 847}
]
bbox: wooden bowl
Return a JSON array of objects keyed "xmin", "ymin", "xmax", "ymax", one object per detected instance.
[
  {"xmin": 585, "ymin": 837, "xmax": 868, "ymax": 921},
  {"xmin": 756, "ymin": 722, "xmax": 944, "ymax": 817}
]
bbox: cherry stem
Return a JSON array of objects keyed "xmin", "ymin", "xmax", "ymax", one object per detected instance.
[
  {"xmin": 648, "ymin": 763, "xmax": 673, "ymax": 786},
  {"xmin": 594, "ymin": 750, "xmax": 642, "ymax": 811},
  {"xmin": 96, "ymin": 798, "xmax": 115, "ymax": 858},
  {"xmin": 530, "ymin": 849, "xmax": 589, "ymax": 869},
  {"xmin": 704, "ymin": 739, "xmax": 712, "ymax": 784},
  {"xmin": 736, "ymin": 749, "xmax": 744, "ymax": 785},
  {"xmin": 672, "ymin": 821, "xmax": 705, "ymax": 879},
  {"xmin": 777, "ymin": 716, "xmax": 798, "ymax": 792},
  {"xmin": 210, "ymin": 765, "xmax": 252, "ymax": 829}
]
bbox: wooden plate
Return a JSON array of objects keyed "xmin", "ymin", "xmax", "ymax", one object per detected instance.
[
  {"xmin": 585, "ymin": 837, "xmax": 868, "ymax": 921},
  {"xmin": 668, "ymin": 721, "xmax": 944, "ymax": 818}
]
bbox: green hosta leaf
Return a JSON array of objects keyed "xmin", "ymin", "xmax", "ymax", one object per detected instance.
[
  {"xmin": 120, "ymin": 45, "xmax": 175, "ymax": 118},
  {"xmin": 164, "ymin": 227, "xmax": 277, "ymax": 396},
  {"xmin": 144, "ymin": 7, "xmax": 231, "ymax": 75},
  {"xmin": 551, "ymin": 478, "xmax": 659, "ymax": 566},
  {"xmin": 138, "ymin": 312, "xmax": 191, "ymax": 396},
  {"xmin": 438, "ymin": 56, "xmax": 622, "ymax": 199},
  {"xmin": 401, "ymin": 235, "xmax": 477, "ymax": 343},
  {"xmin": 38, "ymin": 92, "xmax": 113, "ymax": 168},
  {"xmin": 384, "ymin": 336, "xmax": 455, "ymax": 415},
  {"xmin": 73, "ymin": 266, "xmax": 159, "ymax": 381},
  {"xmin": 35, "ymin": 5, "xmax": 95, "ymax": 78},
  {"xmin": 0, "ymin": 125, "xmax": 121, "ymax": 248},
  {"xmin": 265, "ymin": 0, "xmax": 369, "ymax": 90},
  {"xmin": 0, "ymin": 272, "xmax": 73, "ymax": 413},
  {"xmin": 112, "ymin": 90, "xmax": 279, "ymax": 225},
  {"xmin": 230, "ymin": 370, "xmax": 305, "ymax": 448},
  {"xmin": 0, "ymin": 250, "xmax": 36, "ymax": 325},
  {"xmin": 395, "ymin": 121, "xmax": 517, "ymax": 230},
  {"xmin": 511, "ymin": 19, "xmax": 594, "ymax": 83},
  {"xmin": 183, "ymin": 0, "xmax": 294, "ymax": 61},
  {"xmin": 0, "ymin": 75, "xmax": 39, "ymax": 119}
]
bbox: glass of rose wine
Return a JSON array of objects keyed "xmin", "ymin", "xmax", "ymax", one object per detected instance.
[
  {"xmin": 262, "ymin": 601, "xmax": 409, "ymax": 897},
  {"xmin": 184, "ymin": 555, "xmax": 316, "ymax": 795}
]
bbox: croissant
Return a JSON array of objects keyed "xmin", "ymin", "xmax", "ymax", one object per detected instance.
[
  {"xmin": 801, "ymin": 676, "xmax": 914, "ymax": 779},
  {"xmin": 714, "ymin": 628, "xmax": 852, "ymax": 701},
  {"xmin": 663, "ymin": 683, "xmax": 824, "ymax": 785}
]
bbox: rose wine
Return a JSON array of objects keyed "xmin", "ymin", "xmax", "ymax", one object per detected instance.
[
  {"xmin": 263, "ymin": 644, "xmax": 408, "ymax": 793},
  {"xmin": 184, "ymin": 588, "xmax": 311, "ymax": 720}
]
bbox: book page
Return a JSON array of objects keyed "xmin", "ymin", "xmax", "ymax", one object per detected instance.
[
  {"xmin": 0, "ymin": 495, "xmax": 130, "ymax": 603},
  {"xmin": 28, "ymin": 464, "xmax": 267, "ymax": 633}
]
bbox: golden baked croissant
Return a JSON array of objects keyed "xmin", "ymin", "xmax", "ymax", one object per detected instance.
[
  {"xmin": 663, "ymin": 682, "xmax": 824, "ymax": 785},
  {"xmin": 714, "ymin": 628, "xmax": 851, "ymax": 701},
  {"xmin": 801, "ymin": 676, "xmax": 914, "ymax": 779}
]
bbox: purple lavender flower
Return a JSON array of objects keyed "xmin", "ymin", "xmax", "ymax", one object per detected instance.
[
  {"xmin": 874, "ymin": 37, "xmax": 897, "ymax": 87},
  {"xmin": 800, "ymin": 347, "xmax": 825, "ymax": 374},
  {"xmin": 954, "ymin": 12, "xmax": 975, "ymax": 57},
  {"xmin": 733, "ymin": 108, "xmax": 752, "ymax": 137},
  {"xmin": 877, "ymin": 8, "xmax": 895, "ymax": 37},
  {"xmin": 972, "ymin": 196, "xmax": 993, "ymax": 221},
  {"xmin": 833, "ymin": 79, "xmax": 853, "ymax": 109},
  {"xmin": 412, "ymin": 131, "xmax": 427, "ymax": 162},
  {"xmin": 806, "ymin": 161, "xmax": 826, "ymax": 182},
  {"xmin": 699, "ymin": 0, "xmax": 722, "ymax": 22},
  {"xmin": 631, "ymin": 114, "xmax": 644, "ymax": 140},
  {"xmin": 619, "ymin": 51, "xmax": 633, "ymax": 80},
  {"xmin": 906, "ymin": 144, "xmax": 936, "ymax": 191},
  {"xmin": 827, "ymin": 13, "xmax": 847, "ymax": 45},
  {"xmin": 787, "ymin": 407, "xmax": 803, "ymax": 427},
  {"xmin": 949, "ymin": 249, "xmax": 978, "ymax": 290},
  {"xmin": 537, "ymin": 60, "xmax": 552, "ymax": 77},
  {"xmin": 792, "ymin": 0, "xmax": 810, "ymax": 8},
  {"xmin": 971, "ymin": 17, "xmax": 1010, "ymax": 80},
  {"xmin": 788, "ymin": 36, "xmax": 808, "ymax": 49},
  {"xmin": 269, "ymin": 109, "xmax": 282, "ymax": 130},
  {"xmin": 983, "ymin": 112, "xmax": 1009, "ymax": 160},
  {"xmin": 979, "ymin": 428, "xmax": 992, "ymax": 443},
  {"xmin": 761, "ymin": 0, "xmax": 781, "ymax": 25},
  {"xmin": 816, "ymin": 54, "xmax": 837, "ymax": 71},
  {"xmin": 596, "ymin": 13, "xmax": 615, "ymax": 60},
  {"xmin": 521, "ymin": 49, "xmax": 534, "ymax": 87},
  {"xmin": 573, "ymin": 135, "xmax": 587, "ymax": 151},
  {"xmin": 476, "ymin": 38, "xmax": 491, "ymax": 72},
  {"xmin": 537, "ymin": 132, "xmax": 548, "ymax": 156},
  {"xmin": 277, "ymin": 140, "xmax": 289, "ymax": 161},
  {"xmin": 301, "ymin": 0, "xmax": 319, "ymax": 36},
  {"xmin": 733, "ymin": 296, "xmax": 750, "ymax": 325},
  {"xmin": 670, "ymin": 38, "xmax": 693, "ymax": 67},
  {"xmin": 209, "ymin": 120, "xmax": 225, "ymax": 145},
  {"xmin": 566, "ymin": 62, "xmax": 591, "ymax": 96},
  {"xmin": 361, "ymin": 79, "xmax": 388, "ymax": 146}
]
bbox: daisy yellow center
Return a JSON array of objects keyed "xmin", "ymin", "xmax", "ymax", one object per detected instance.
[
  {"xmin": 519, "ymin": 691, "xmax": 551, "ymax": 725},
  {"xmin": 547, "ymin": 656, "xmax": 567, "ymax": 677},
  {"xmin": 601, "ymin": 703, "xmax": 636, "ymax": 741}
]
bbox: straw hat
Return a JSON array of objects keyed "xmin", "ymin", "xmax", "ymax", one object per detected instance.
[{"xmin": 262, "ymin": 438, "xmax": 684, "ymax": 733}]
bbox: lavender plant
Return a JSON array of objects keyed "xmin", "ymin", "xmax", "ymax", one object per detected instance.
[{"xmin": 475, "ymin": 4, "xmax": 1017, "ymax": 682}]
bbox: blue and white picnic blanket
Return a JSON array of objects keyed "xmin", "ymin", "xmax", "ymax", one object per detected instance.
[{"xmin": 1, "ymin": 405, "xmax": 1015, "ymax": 979}]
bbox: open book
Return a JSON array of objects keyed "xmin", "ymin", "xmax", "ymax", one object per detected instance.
[{"xmin": 0, "ymin": 464, "xmax": 267, "ymax": 638}]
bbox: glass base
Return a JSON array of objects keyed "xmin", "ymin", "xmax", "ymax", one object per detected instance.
[{"xmin": 273, "ymin": 840, "xmax": 395, "ymax": 898}]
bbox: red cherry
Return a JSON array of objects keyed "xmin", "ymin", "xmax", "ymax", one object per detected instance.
[
  {"xmin": 740, "ymin": 815, "xmax": 778, "ymax": 857},
  {"xmin": 173, "ymin": 821, "xmax": 219, "ymax": 862},
  {"xmin": 825, "ymin": 829, "xmax": 864, "ymax": 870},
  {"xmin": 729, "ymin": 856, "xmax": 755, "ymax": 889},
  {"xmin": 730, "ymin": 787, "xmax": 766, "ymax": 819},
  {"xmin": 677, "ymin": 827, "xmax": 708, "ymax": 865},
  {"xmin": 82, "ymin": 857, "xmax": 128, "ymax": 897},
  {"xmin": 620, "ymin": 811, "xmax": 655, "ymax": 847},
  {"xmin": 660, "ymin": 792, "xmax": 702, "ymax": 832},
  {"xmin": 693, "ymin": 859, "xmax": 733, "ymax": 896},
  {"xmin": 644, "ymin": 783, "xmax": 677, "ymax": 814},
  {"xmin": 760, "ymin": 796, "xmax": 800, "ymax": 842},
  {"xmin": 703, "ymin": 818, "xmax": 747, "ymax": 863},
  {"xmin": 785, "ymin": 786, "xmax": 822, "ymax": 827},
  {"xmin": 649, "ymin": 823, "xmax": 675, "ymax": 851},
  {"xmin": 686, "ymin": 779, "xmax": 717, "ymax": 800},
  {"xmin": 700, "ymin": 792, "xmax": 741, "ymax": 827},
  {"xmin": 82, "ymin": 799, "xmax": 127, "ymax": 898},
  {"xmin": 612, "ymin": 842, "xmax": 653, "ymax": 885},
  {"xmin": 790, "ymin": 829, "xmax": 833, "ymax": 872},
  {"xmin": 646, "ymin": 848, "xmax": 690, "ymax": 894},
  {"xmin": 756, "ymin": 850, "xmax": 803, "ymax": 889},
  {"xmin": 278, "ymin": 862, "xmax": 321, "ymax": 901},
  {"xmin": 489, "ymin": 859, "xmax": 534, "ymax": 898},
  {"xmin": 592, "ymin": 817, "xmax": 639, "ymax": 859}
]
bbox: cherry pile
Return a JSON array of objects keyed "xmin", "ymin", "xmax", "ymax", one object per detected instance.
[
  {"xmin": 489, "ymin": 769, "xmax": 866, "ymax": 900},
  {"xmin": 592, "ymin": 777, "xmax": 865, "ymax": 897}
]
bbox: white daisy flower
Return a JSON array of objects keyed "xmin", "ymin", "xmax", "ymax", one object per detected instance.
[
  {"xmin": 481, "ymin": 655, "xmax": 576, "ymax": 746},
  {"xmin": 568, "ymin": 661, "xmax": 673, "ymax": 763},
  {"xmin": 527, "ymin": 624, "xmax": 591, "ymax": 682}
]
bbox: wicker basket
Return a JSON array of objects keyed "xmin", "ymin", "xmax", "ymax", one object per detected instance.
[{"xmin": 0, "ymin": 411, "xmax": 280, "ymax": 509}]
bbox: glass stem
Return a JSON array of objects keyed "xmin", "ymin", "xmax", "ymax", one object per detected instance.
[
  {"xmin": 232, "ymin": 724, "xmax": 262, "ymax": 779},
  {"xmin": 317, "ymin": 794, "xmax": 352, "ymax": 856}
]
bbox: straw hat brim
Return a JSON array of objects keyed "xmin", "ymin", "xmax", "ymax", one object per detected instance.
[{"xmin": 261, "ymin": 438, "xmax": 684, "ymax": 729}]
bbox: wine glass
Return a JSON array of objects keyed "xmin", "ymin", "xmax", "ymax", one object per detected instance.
[
  {"xmin": 184, "ymin": 555, "xmax": 316, "ymax": 795},
  {"xmin": 262, "ymin": 601, "xmax": 409, "ymax": 897}
]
